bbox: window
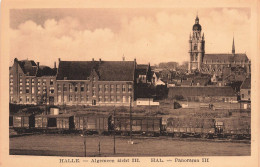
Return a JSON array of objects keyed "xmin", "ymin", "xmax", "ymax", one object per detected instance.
[
  {"xmin": 43, "ymin": 79, "xmax": 46, "ymax": 85},
  {"xmin": 69, "ymin": 95, "xmax": 73, "ymax": 102},
  {"xmin": 19, "ymin": 96, "xmax": 22, "ymax": 102},
  {"xmin": 10, "ymin": 74, "xmax": 13, "ymax": 78},
  {"xmin": 10, "ymin": 96, "xmax": 13, "ymax": 102},
  {"xmin": 50, "ymin": 79, "xmax": 54, "ymax": 85},
  {"xmin": 63, "ymin": 84, "xmax": 67, "ymax": 91},
  {"xmin": 86, "ymin": 84, "xmax": 89, "ymax": 91},
  {"xmin": 10, "ymin": 87, "xmax": 13, "ymax": 94},
  {"xmin": 98, "ymin": 96, "xmax": 102, "ymax": 102},
  {"xmin": 31, "ymin": 79, "xmax": 35, "ymax": 85},
  {"xmin": 105, "ymin": 96, "xmax": 109, "ymax": 102},
  {"xmin": 116, "ymin": 85, "xmax": 120, "ymax": 93},
  {"xmin": 75, "ymin": 95, "xmax": 78, "ymax": 101},
  {"xmin": 242, "ymin": 94, "xmax": 244, "ymax": 98},
  {"xmin": 26, "ymin": 79, "xmax": 30, "ymax": 85},
  {"xmin": 10, "ymin": 79, "xmax": 13, "ymax": 85},
  {"xmin": 92, "ymin": 90, "xmax": 96, "ymax": 97},
  {"xmin": 69, "ymin": 84, "xmax": 73, "ymax": 92},
  {"xmin": 105, "ymin": 85, "xmax": 109, "ymax": 93},
  {"xmin": 92, "ymin": 84, "xmax": 96, "ymax": 88},
  {"xmin": 50, "ymin": 87, "xmax": 54, "ymax": 94},
  {"xmin": 26, "ymin": 96, "xmax": 30, "ymax": 103},
  {"xmin": 38, "ymin": 87, "xmax": 41, "ymax": 94},
  {"xmin": 248, "ymin": 90, "xmax": 251, "ymax": 95},
  {"xmin": 75, "ymin": 85, "xmax": 78, "ymax": 92},
  {"xmin": 57, "ymin": 84, "xmax": 61, "ymax": 92},
  {"xmin": 80, "ymin": 95, "xmax": 84, "ymax": 102},
  {"xmin": 110, "ymin": 96, "xmax": 114, "ymax": 102},
  {"xmin": 116, "ymin": 96, "xmax": 120, "ymax": 102},
  {"xmin": 110, "ymin": 85, "xmax": 114, "ymax": 92},
  {"xmin": 123, "ymin": 96, "xmax": 126, "ymax": 102},
  {"xmin": 43, "ymin": 87, "xmax": 47, "ymax": 93},
  {"xmin": 19, "ymin": 73, "xmax": 22, "ymax": 77},
  {"xmin": 32, "ymin": 96, "xmax": 35, "ymax": 102},
  {"xmin": 81, "ymin": 84, "xmax": 84, "ymax": 92},
  {"xmin": 194, "ymin": 45, "xmax": 197, "ymax": 50},
  {"xmin": 26, "ymin": 87, "xmax": 29, "ymax": 94},
  {"xmin": 19, "ymin": 87, "xmax": 23, "ymax": 94},
  {"xmin": 128, "ymin": 85, "xmax": 132, "ymax": 92},
  {"xmin": 98, "ymin": 85, "xmax": 102, "ymax": 92},
  {"xmin": 58, "ymin": 95, "xmax": 62, "ymax": 103},
  {"xmin": 122, "ymin": 85, "xmax": 126, "ymax": 93},
  {"xmin": 38, "ymin": 80, "xmax": 41, "ymax": 85},
  {"xmin": 19, "ymin": 79, "xmax": 23, "ymax": 85},
  {"xmin": 86, "ymin": 95, "xmax": 89, "ymax": 102}
]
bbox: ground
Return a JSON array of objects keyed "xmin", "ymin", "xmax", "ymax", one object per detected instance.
[{"xmin": 10, "ymin": 134, "xmax": 250, "ymax": 157}]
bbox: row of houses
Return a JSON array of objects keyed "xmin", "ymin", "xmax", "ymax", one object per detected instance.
[{"xmin": 9, "ymin": 58, "xmax": 251, "ymax": 107}]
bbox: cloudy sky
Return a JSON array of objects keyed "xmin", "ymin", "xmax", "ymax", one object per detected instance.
[{"xmin": 9, "ymin": 8, "xmax": 251, "ymax": 67}]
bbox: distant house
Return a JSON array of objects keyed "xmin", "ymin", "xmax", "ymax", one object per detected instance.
[
  {"xmin": 240, "ymin": 77, "xmax": 251, "ymax": 109},
  {"xmin": 168, "ymin": 86, "xmax": 237, "ymax": 102}
]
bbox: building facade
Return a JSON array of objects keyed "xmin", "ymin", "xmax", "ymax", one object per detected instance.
[
  {"xmin": 10, "ymin": 58, "xmax": 136, "ymax": 106},
  {"xmin": 9, "ymin": 58, "xmax": 57, "ymax": 105},
  {"xmin": 188, "ymin": 16, "xmax": 251, "ymax": 76}
]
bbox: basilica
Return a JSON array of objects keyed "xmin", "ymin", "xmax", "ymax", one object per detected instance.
[{"xmin": 188, "ymin": 15, "xmax": 251, "ymax": 76}]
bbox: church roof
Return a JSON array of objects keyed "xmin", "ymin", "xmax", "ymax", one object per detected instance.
[
  {"xmin": 57, "ymin": 60, "xmax": 135, "ymax": 81},
  {"xmin": 203, "ymin": 54, "xmax": 249, "ymax": 63}
]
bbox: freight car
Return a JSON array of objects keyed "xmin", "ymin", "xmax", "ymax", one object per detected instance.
[
  {"xmin": 12, "ymin": 113, "xmax": 35, "ymax": 133},
  {"xmin": 114, "ymin": 116, "xmax": 162, "ymax": 136},
  {"xmin": 74, "ymin": 113, "xmax": 112, "ymax": 135},
  {"xmin": 34, "ymin": 114, "xmax": 74, "ymax": 133},
  {"xmin": 215, "ymin": 117, "xmax": 251, "ymax": 139},
  {"xmin": 166, "ymin": 117, "xmax": 215, "ymax": 138}
]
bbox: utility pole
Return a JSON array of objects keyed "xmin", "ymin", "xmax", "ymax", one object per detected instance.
[
  {"xmin": 113, "ymin": 107, "xmax": 116, "ymax": 154},
  {"xmin": 130, "ymin": 96, "xmax": 132, "ymax": 141},
  {"xmin": 84, "ymin": 135, "xmax": 86, "ymax": 157}
]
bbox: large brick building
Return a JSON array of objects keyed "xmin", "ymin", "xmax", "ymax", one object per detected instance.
[
  {"xmin": 55, "ymin": 59, "xmax": 135, "ymax": 106},
  {"xmin": 9, "ymin": 58, "xmax": 57, "ymax": 105},
  {"xmin": 10, "ymin": 58, "xmax": 136, "ymax": 106}
]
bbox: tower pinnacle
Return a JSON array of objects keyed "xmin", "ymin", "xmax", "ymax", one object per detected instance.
[{"xmin": 232, "ymin": 36, "xmax": 235, "ymax": 54}]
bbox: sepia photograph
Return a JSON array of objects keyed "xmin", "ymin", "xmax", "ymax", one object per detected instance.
[{"xmin": 1, "ymin": 0, "xmax": 259, "ymax": 167}]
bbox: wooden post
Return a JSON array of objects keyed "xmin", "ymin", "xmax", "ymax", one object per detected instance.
[{"xmin": 113, "ymin": 108, "xmax": 116, "ymax": 154}]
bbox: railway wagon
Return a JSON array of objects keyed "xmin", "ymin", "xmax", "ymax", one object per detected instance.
[
  {"xmin": 114, "ymin": 116, "xmax": 162, "ymax": 136},
  {"xmin": 74, "ymin": 114, "xmax": 112, "ymax": 135},
  {"xmin": 215, "ymin": 117, "xmax": 251, "ymax": 139},
  {"xmin": 166, "ymin": 117, "xmax": 215, "ymax": 138},
  {"xmin": 12, "ymin": 113, "xmax": 35, "ymax": 133},
  {"xmin": 34, "ymin": 114, "xmax": 74, "ymax": 133}
]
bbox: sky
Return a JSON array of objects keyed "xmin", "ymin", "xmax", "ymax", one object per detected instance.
[{"xmin": 9, "ymin": 8, "xmax": 251, "ymax": 67}]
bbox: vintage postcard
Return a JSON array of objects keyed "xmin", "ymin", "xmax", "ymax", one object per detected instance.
[{"xmin": 0, "ymin": 0, "xmax": 259, "ymax": 167}]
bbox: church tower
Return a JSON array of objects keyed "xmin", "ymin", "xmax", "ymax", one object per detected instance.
[{"xmin": 189, "ymin": 15, "xmax": 205, "ymax": 72}]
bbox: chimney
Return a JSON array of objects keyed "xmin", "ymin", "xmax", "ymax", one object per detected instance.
[
  {"xmin": 92, "ymin": 58, "xmax": 94, "ymax": 61},
  {"xmin": 122, "ymin": 56, "xmax": 125, "ymax": 61},
  {"xmin": 99, "ymin": 58, "xmax": 102, "ymax": 62},
  {"xmin": 54, "ymin": 61, "xmax": 56, "ymax": 68},
  {"xmin": 58, "ymin": 58, "xmax": 61, "ymax": 62},
  {"xmin": 37, "ymin": 62, "xmax": 40, "ymax": 68}
]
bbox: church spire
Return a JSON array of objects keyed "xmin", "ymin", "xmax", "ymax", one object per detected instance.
[{"xmin": 232, "ymin": 36, "xmax": 235, "ymax": 54}]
